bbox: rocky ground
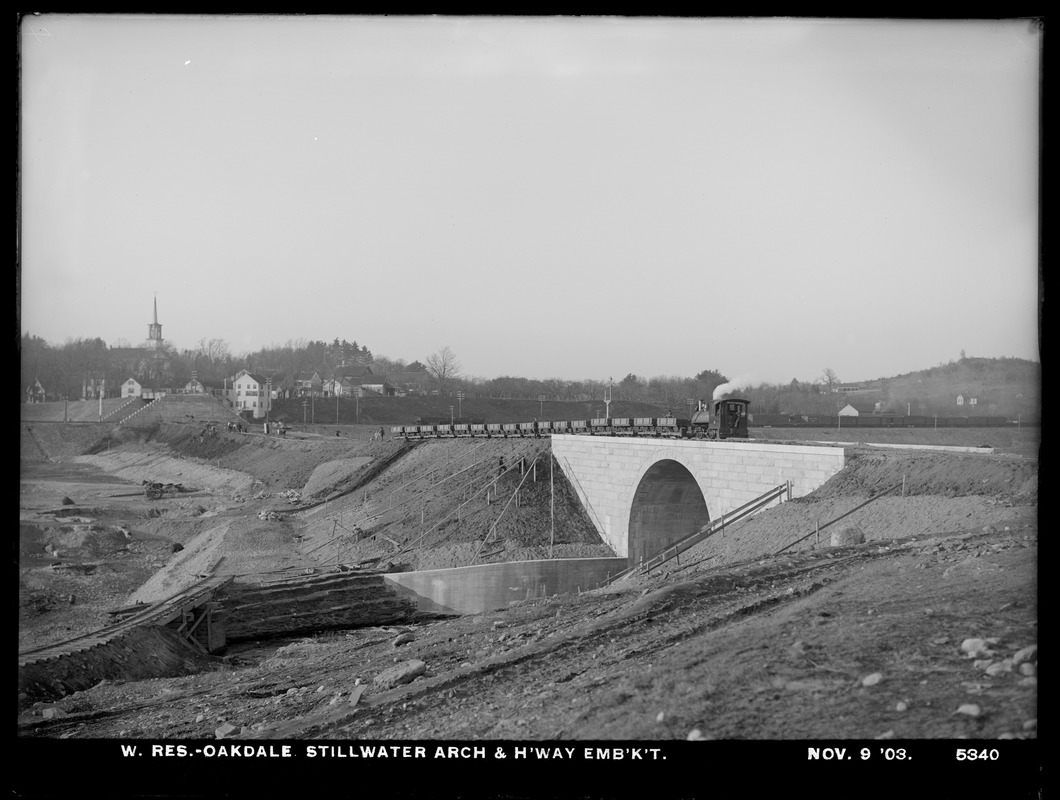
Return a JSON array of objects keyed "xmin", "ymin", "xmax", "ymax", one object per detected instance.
[{"xmin": 16, "ymin": 422, "xmax": 1040, "ymax": 796}]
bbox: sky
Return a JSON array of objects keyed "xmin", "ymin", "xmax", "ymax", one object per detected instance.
[{"xmin": 19, "ymin": 15, "xmax": 1041, "ymax": 385}]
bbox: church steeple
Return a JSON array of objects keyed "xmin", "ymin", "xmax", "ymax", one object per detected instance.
[{"xmin": 147, "ymin": 295, "xmax": 163, "ymax": 348}]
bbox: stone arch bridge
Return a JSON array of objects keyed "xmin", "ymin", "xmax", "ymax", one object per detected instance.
[{"xmin": 551, "ymin": 436, "xmax": 847, "ymax": 565}]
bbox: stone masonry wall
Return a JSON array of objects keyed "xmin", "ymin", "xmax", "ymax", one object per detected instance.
[{"xmin": 551, "ymin": 436, "xmax": 847, "ymax": 557}]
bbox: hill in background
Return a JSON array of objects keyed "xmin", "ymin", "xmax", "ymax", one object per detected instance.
[{"xmin": 842, "ymin": 357, "xmax": 1039, "ymax": 419}]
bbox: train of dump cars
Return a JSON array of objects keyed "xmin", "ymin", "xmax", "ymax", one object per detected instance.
[
  {"xmin": 393, "ymin": 398, "xmax": 751, "ymax": 440},
  {"xmin": 392, "ymin": 396, "xmax": 1018, "ymax": 442}
]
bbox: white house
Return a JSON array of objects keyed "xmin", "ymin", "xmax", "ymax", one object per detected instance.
[
  {"xmin": 122, "ymin": 378, "xmax": 143, "ymax": 398},
  {"xmin": 231, "ymin": 370, "xmax": 272, "ymax": 418}
]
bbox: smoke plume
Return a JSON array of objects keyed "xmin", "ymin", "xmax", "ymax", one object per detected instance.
[{"xmin": 713, "ymin": 374, "xmax": 759, "ymax": 401}]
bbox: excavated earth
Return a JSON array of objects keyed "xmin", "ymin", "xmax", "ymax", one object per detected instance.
[{"xmin": 17, "ymin": 421, "xmax": 1039, "ymax": 794}]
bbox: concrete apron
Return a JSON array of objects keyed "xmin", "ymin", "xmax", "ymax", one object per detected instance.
[{"xmin": 383, "ymin": 557, "xmax": 628, "ymax": 615}]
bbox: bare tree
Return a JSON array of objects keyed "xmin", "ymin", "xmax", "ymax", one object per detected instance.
[
  {"xmin": 820, "ymin": 367, "xmax": 840, "ymax": 392},
  {"xmin": 197, "ymin": 338, "xmax": 231, "ymax": 364},
  {"xmin": 425, "ymin": 346, "xmax": 461, "ymax": 393}
]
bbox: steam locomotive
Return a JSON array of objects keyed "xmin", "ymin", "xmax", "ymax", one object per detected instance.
[{"xmin": 391, "ymin": 398, "xmax": 751, "ymax": 441}]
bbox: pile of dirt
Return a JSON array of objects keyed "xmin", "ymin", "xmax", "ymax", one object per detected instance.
[
  {"xmin": 811, "ymin": 449, "xmax": 1039, "ymax": 502},
  {"xmin": 295, "ymin": 438, "xmax": 610, "ymax": 571}
]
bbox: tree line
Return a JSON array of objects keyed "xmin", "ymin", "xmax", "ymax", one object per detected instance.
[{"xmin": 20, "ymin": 331, "xmax": 1037, "ymax": 420}]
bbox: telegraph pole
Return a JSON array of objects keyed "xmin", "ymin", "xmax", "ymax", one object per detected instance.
[{"xmin": 604, "ymin": 378, "xmax": 612, "ymax": 419}]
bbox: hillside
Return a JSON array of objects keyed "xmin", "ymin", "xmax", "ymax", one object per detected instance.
[{"xmin": 843, "ymin": 357, "xmax": 1040, "ymax": 418}]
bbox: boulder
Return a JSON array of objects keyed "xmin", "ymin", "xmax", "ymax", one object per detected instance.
[
  {"xmin": 373, "ymin": 660, "xmax": 426, "ymax": 691},
  {"xmin": 831, "ymin": 527, "xmax": 865, "ymax": 547}
]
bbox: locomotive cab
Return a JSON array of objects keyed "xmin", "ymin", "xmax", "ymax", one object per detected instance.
[{"xmin": 689, "ymin": 398, "xmax": 750, "ymax": 440}]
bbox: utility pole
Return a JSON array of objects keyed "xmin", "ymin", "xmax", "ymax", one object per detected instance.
[
  {"xmin": 604, "ymin": 377, "xmax": 612, "ymax": 419},
  {"xmin": 539, "ymin": 394, "xmax": 545, "ymax": 418},
  {"xmin": 266, "ymin": 378, "xmax": 271, "ymax": 429},
  {"xmin": 450, "ymin": 405, "xmax": 454, "ymax": 425},
  {"xmin": 303, "ymin": 400, "xmax": 308, "ymax": 425}
]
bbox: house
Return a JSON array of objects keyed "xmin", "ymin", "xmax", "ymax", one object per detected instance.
[
  {"xmin": 25, "ymin": 379, "xmax": 47, "ymax": 403},
  {"xmin": 348, "ymin": 374, "xmax": 398, "ymax": 397},
  {"xmin": 295, "ymin": 371, "xmax": 323, "ymax": 397},
  {"xmin": 956, "ymin": 394, "xmax": 964, "ymax": 406},
  {"xmin": 183, "ymin": 376, "xmax": 206, "ymax": 394},
  {"xmin": 122, "ymin": 377, "xmax": 143, "ymax": 398},
  {"xmin": 322, "ymin": 376, "xmax": 351, "ymax": 398},
  {"xmin": 323, "ymin": 366, "xmax": 375, "ymax": 398},
  {"xmin": 230, "ymin": 370, "xmax": 272, "ymax": 418},
  {"xmin": 387, "ymin": 367, "xmax": 431, "ymax": 395},
  {"xmin": 121, "ymin": 377, "xmax": 168, "ymax": 399},
  {"xmin": 838, "ymin": 401, "xmax": 877, "ymax": 417}
]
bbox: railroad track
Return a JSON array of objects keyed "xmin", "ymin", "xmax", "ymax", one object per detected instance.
[{"xmin": 18, "ymin": 575, "xmax": 233, "ymax": 668}]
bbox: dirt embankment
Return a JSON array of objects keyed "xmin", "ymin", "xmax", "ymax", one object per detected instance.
[
  {"xmin": 20, "ymin": 424, "xmax": 614, "ymax": 641},
  {"xmin": 294, "ymin": 437, "xmax": 612, "ymax": 572},
  {"xmin": 19, "ymin": 424, "xmax": 1038, "ymax": 759}
]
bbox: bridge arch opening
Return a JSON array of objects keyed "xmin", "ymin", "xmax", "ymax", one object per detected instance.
[{"xmin": 628, "ymin": 459, "xmax": 710, "ymax": 567}]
